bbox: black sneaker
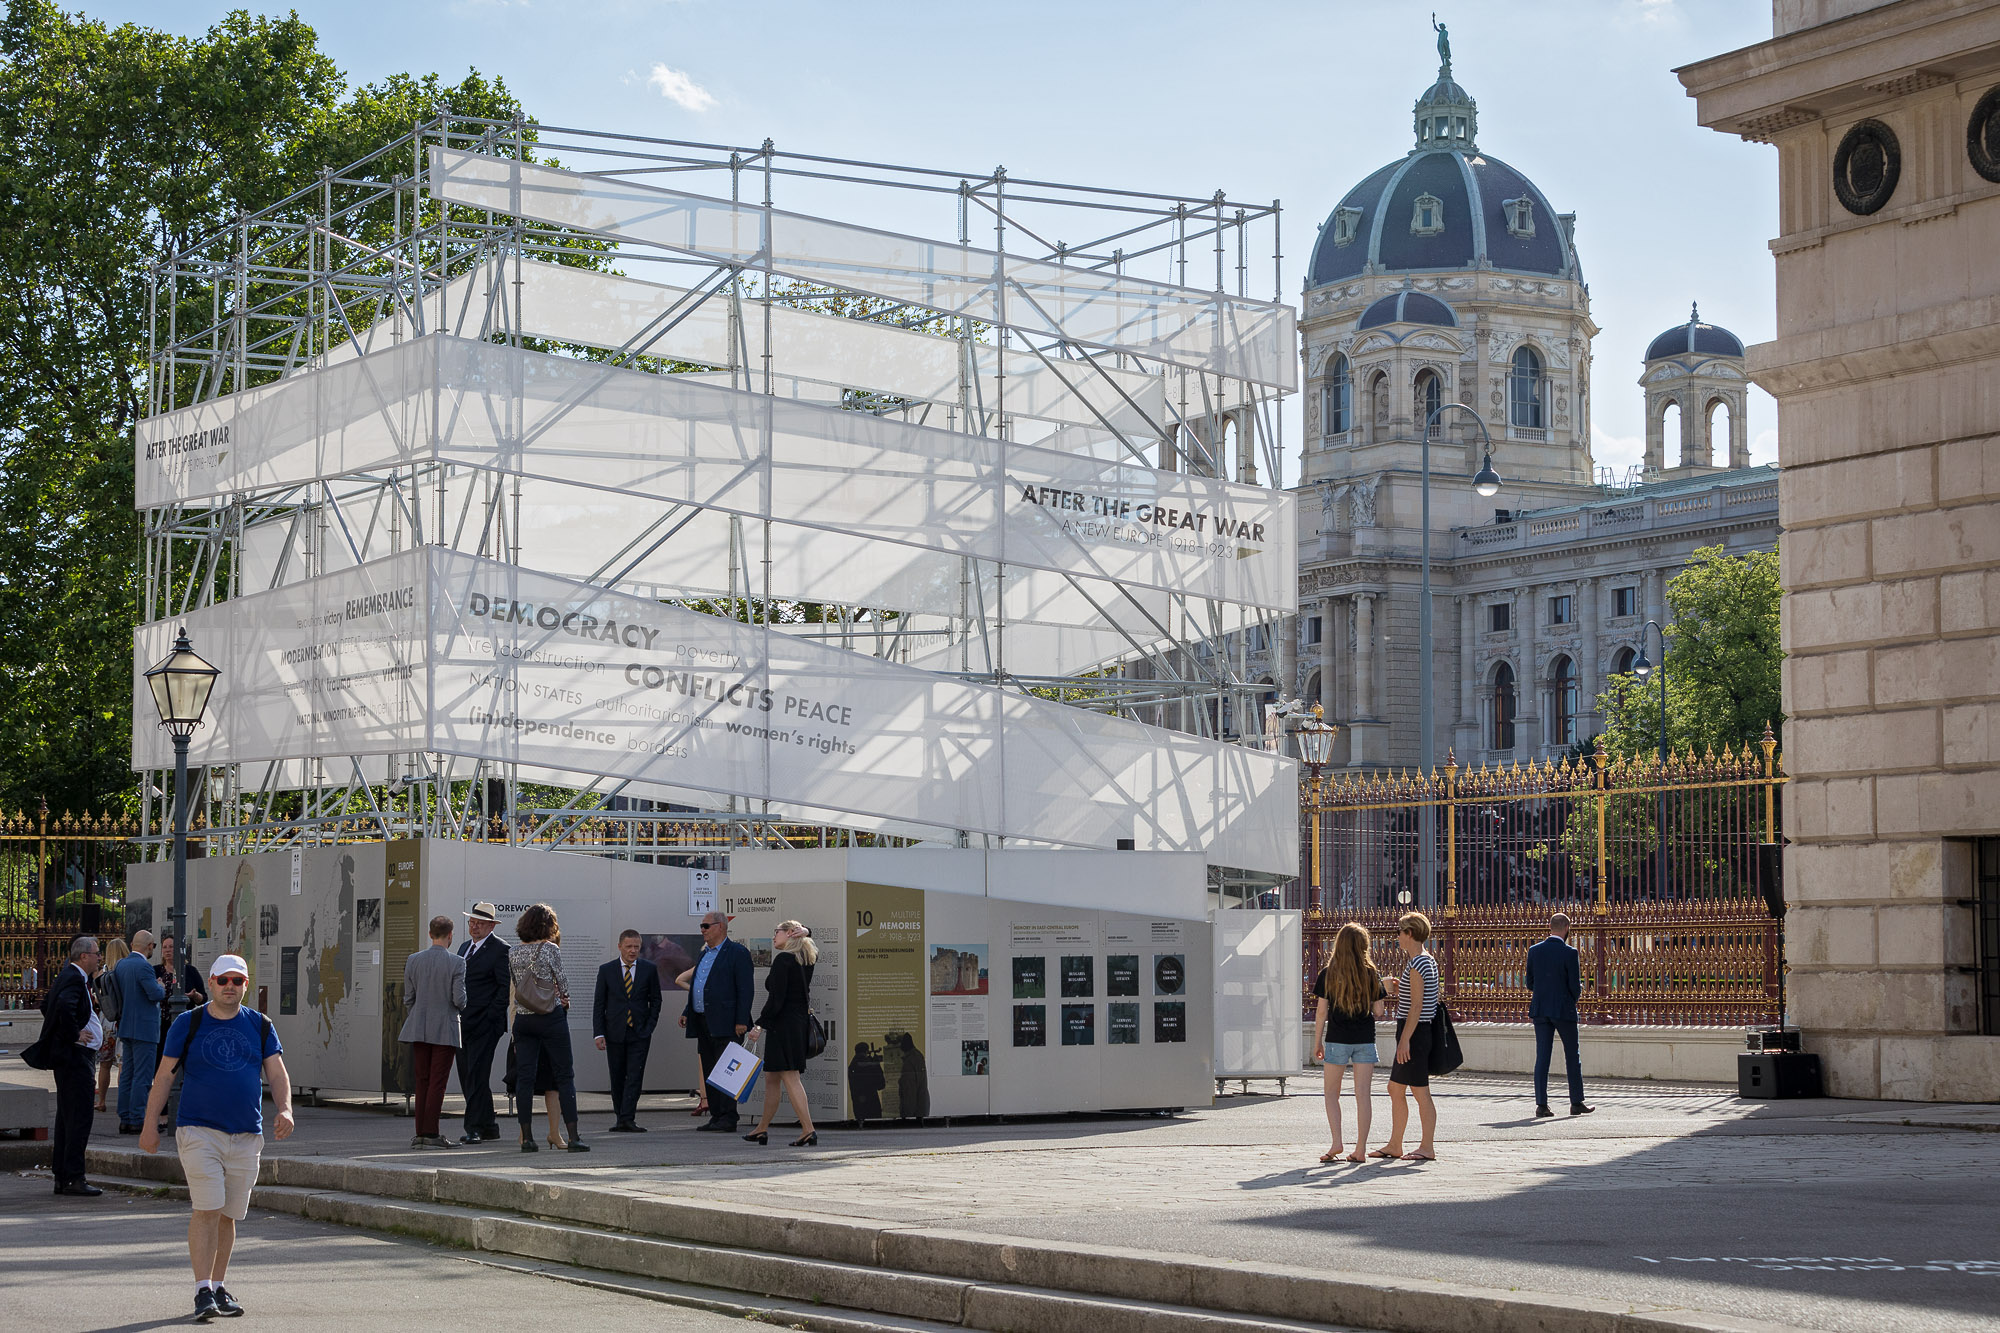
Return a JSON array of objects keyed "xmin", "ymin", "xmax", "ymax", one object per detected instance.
[
  {"xmin": 212, "ymin": 1286, "xmax": 243, "ymax": 1317},
  {"xmin": 192, "ymin": 1287, "xmax": 218, "ymax": 1322}
]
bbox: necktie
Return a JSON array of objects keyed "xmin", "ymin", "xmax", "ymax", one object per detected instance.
[{"xmin": 624, "ymin": 965, "xmax": 634, "ymax": 1026}]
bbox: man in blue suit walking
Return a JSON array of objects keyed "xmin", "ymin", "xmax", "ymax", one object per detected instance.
[
  {"xmin": 681, "ymin": 910, "xmax": 754, "ymax": 1132},
  {"xmin": 1525, "ymin": 913, "xmax": 1595, "ymax": 1118}
]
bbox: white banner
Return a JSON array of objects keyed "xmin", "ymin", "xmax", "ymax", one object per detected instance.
[
  {"xmin": 134, "ymin": 336, "xmax": 1295, "ymax": 612},
  {"xmin": 133, "ymin": 549, "xmax": 1295, "ymax": 873},
  {"xmin": 429, "ymin": 149, "xmax": 1297, "ymax": 391}
]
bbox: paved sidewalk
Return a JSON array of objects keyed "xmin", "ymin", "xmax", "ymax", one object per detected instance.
[
  {"xmin": 68, "ymin": 1073, "xmax": 2000, "ymax": 1333},
  {"xmin": 0, "ymin": 1173, "xmax": 794, "ymax": 1332}
]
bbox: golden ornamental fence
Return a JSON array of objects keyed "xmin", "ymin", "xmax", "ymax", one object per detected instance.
[
  {"xmin": 0, "ymin": 805, "xmax": 141, "ymax": 1010},
  {"xmin": 1299, "ymin": 729, "xmax": 1785, "ymax": 1027}
]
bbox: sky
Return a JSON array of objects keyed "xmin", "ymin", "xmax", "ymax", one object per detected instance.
[{"xmin": 80, "ymin": 0, "xmax": 1783, "ymax": 485}]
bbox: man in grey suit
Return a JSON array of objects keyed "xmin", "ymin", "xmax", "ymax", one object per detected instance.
[
  {"xmin": 1525, "ymin": 912, "xmax": 1594, "ymax": 1118},
  {"xmin": 398, "ymin": 916, "xmax": 467, "ymax": 1148}
]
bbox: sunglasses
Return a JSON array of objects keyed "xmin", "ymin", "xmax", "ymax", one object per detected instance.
[
  {"xmin": 699, "ymin": 921, "xmax": 721, "ymax": 930},
  {"xmin": 212, "ymin": 975, "xmax": 248, "ymax": 987}
]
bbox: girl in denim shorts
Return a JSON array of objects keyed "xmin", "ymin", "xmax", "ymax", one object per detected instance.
[{"xmin": 1310, "ymin": 922, "xmax": 1387, "ymax": 1164}]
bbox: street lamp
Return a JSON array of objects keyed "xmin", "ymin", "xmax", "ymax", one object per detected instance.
[
  {"xmin": 145, "ymin": 627, "xmax": 219, "ymax": 1018},
  {"xmin": 1630, "ymin": 620, "xmax": 1669, "ymax": 900},
  {"xmin": 1418, "ymin": 404, "xmax": 1501, "ymax": 907},
  {"xmin": 1295, "ymin": 704, "xmax": 1339, "ymax": 912}
]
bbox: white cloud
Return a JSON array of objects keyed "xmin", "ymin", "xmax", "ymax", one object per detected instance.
[{"xmin": 647, "ymin": 64, "xmax": 716, "ymax": 113}]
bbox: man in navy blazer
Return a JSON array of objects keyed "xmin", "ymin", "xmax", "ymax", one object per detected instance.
[
  {"xmin": 1525, "ymin": 913, "xmax": 1594, "ymax": 1117},
  {"xmin": 680, "ymin": 910, "xmax": 753, "ymax": 1132},
  {"xmin": 593, "ymin": 930, "xmax": 663, "ymax": 1132}
]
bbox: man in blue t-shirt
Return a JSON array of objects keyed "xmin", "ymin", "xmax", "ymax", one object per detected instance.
[{"xmin": 140, "ymin": 953, "xmax": 294, "ymax": 1324}]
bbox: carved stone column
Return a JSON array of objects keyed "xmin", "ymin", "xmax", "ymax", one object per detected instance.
[
  {"xmin": 1320, "ymin": 594, "xmax": 1339, "ymax": 713},
  {"xmin": 1579, "ymin": 575, "xmax": 1601, "ymax": 738},
  {"xmin": 1354, "ymin": 592, "xmax": 1376, "ymax": 720}
]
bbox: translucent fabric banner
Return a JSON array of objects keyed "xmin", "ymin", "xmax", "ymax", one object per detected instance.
[
  {"xmin": 429, "ymin": 149, "xmax": 1297, "ymax": 391},
  {"xmin": 136, "ymin": 335, "xmax": 1295, "ymax": 612},
  {"xmin": 404, "ymin": 258, "xmax": 1168, "ymax": 439},
  {"xmin": 132, "ymin": 549, "xmax": 1295, "ymax": 872}
]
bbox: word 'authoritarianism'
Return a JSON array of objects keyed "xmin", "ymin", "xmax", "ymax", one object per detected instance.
[{"xmin": 1018, "ymin": 486, "xmax": 1266, "ymax": 543}]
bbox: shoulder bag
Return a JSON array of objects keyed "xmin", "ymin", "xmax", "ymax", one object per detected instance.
[
  {"xmin": 1428, "ymin": 998, "xmax": 1465, "ymax": 1077},
  {"xmin": 804, "ymin": 1010, "xmax": 829, "ymax": 1060},
  {"xmin": 99, "ymin": 970, "xmax": 123, "ymax": 1023},
  {"xmin": 515, "ymin": 950, "xmax": 560, "ymax": 1016}
]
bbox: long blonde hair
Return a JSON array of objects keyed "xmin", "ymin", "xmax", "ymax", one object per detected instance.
[
  {"xmin": 1325, "ymin": 922, "xmax": 1379, "ymax": 1016},
  {"xmin": 103, "ymin": 936, "xmax": 131, "ymax": 972},
  {"xmin": 776, "ymin": 920, "xmax": 819, "ymax": 966}
]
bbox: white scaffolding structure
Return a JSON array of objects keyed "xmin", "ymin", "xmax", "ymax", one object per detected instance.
[{"xmin": 135, "ymin": 118, "xmax": 1297, "ymax": 869}]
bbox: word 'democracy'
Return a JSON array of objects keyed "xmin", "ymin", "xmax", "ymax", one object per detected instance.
[
  {"xmin": 466, "ymin": 592, "xmax": 661, "ymax": 650},
  {"xmin": 1018, "ymin": 486, "xmax": 1268, "ymax": 543}
]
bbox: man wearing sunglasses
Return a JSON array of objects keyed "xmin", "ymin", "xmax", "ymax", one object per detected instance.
[
  {"xmin": 679, "ymin": 911, "xmax": 753, "ymax": 1133},
  {"xmin": 139, "ymin": 953, "xmax": 294, "ymax": 1323}
]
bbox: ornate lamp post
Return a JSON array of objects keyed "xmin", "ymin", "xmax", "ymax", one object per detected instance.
[
  {"xmin": 1630, "ymin": 621, "xmax": 1669, "ymax": 900},
  {"xmin": 1417, "ymin": 404, "xmax": 1502, "ymax": 906},
  {"xmin": 1296, "ymin": 704, "xmax": 1340, "ymax": 911},
  {"xmin": 144, "ymin": 628, "xmax": 219, "ymax": 1014}
]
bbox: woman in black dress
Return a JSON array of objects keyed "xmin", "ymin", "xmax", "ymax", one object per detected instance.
[{"xmin": 743, "ymin": 920, "xmax": 818, "ymax": 1147}]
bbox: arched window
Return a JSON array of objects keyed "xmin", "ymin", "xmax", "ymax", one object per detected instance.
[
  {"xmin": 1612, "ymin": 646, "xmax": 1637, "ymax": 677},
  {"xmin": 1510, "ymin": 345, "xmax": 1544, "ymax": 429},
  {"xmin": 1414, "ymin": 369, "xmax": 1443, "ymax": 429},
  {"xmin": 1705, "ymin": 398, "xmax": 1731, "ymax": 457},
  {"xmin": 1322, "ymin": 354, "xmax": 1350, "ymax": 437},
  {"xmin": 1549, "ymin": 656, "xmax": 1577, "ymax": 746},
  {"xmin": 1491, "ymin": 663, "xmax": 1516, "ymax": 751},
  {"xmin": 1659, "ymin": 401, "xmax": 1681, "ymax": 463}
]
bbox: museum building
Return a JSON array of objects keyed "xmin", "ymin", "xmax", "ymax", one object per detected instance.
[{"xmin": 1235, "ymin": 47, "xmax": 1781, "ymax": 770}]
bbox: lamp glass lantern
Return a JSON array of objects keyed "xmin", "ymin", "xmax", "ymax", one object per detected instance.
[
  {"xmin": 1296, "ymin": 706, "xmax": 1338, "ymax": 770},
  {"xmin": 145, "ymin": 629, "xmax": 220, "ymax": 736}
]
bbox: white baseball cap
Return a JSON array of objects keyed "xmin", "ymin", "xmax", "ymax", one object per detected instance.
[{"xmin": 209, "ymin": 953, "xmax": 250, "ymax": 979}]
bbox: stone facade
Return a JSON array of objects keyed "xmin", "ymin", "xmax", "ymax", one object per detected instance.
[
  {"xmin": 1681, "ymin": 0, "xmax": 2000, "ymax": 1101},
  {"xmin": 1222, "ymin": 52, "xmax": 1782, "ymax": 772}
]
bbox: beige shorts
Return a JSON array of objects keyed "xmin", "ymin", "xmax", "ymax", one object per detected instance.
[{"xmin": 176, "ymin": 1125, "xmax": 263, "ymax": 1219}]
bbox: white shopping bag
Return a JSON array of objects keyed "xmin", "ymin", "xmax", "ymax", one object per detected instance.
[{"xmin": 706, "ymin": 1040, "xmax": 762, "ymax": 1102}]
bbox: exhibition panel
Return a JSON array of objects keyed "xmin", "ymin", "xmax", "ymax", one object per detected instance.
[
  {"xmin": 131, "ymin": 549, "xmax": 1295, "ymax": 871},
  {"xmin": 429, "ymin": 149, "xmax": 1297, "ymax": 390}
]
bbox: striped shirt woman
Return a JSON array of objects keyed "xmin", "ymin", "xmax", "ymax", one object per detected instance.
[{"xmin": 1374, "ymin": 911, "xmax": 1441, "ymax": 1163}]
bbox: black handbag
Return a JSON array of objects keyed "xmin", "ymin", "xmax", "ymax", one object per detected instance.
[
  {"xmin": 804, "ymin": 1010, "xmax": 828, "ymax": 1061},
  {"xmin": 1428, "ymin": 1000, "xmax": 1464, "ymax": 1077}
]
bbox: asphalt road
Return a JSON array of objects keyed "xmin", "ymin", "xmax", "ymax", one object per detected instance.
[{"xmin": 0, "ymin": 1174, "xmax": 798, "ymax": 1332}]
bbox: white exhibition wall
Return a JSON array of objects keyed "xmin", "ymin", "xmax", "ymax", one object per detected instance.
[
  {"xmin": 429, "ymin": 149, "xmax": 1297, "ymax": 392},
  {"xmin": 1212, "ymin": 910, "xmax": 1304, "ymax": 1082},
  {"xmin": 124, "ymin": 844, "xmax": 1221, "ymax": 1119},
  {"xmin": 125, "ymin": 842, "xmax": 713, "ymax": 1101},
  {"xmin": 131, "ymin": 548, "xmax": 1296, "ymax": 873},
  {"xmin": 135, "ymin": 335, "xmax": 1293, "ymax": 613}
]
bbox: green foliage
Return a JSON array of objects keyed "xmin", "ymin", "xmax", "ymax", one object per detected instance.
[
  {"xmin": 0, "ymin": 1, "xmax": 529, "ymax": 813},
  {"xmin": 1597, "ymin": 544, "xmax": 1782, "ymax": 761}
]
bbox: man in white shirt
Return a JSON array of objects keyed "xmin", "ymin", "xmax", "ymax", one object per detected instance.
[{"xmin": 46, "ymin": 936, "xmax": 103, "ymax": 1195}]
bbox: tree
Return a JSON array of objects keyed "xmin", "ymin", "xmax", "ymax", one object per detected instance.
[
  {"xmin": 1597, "ymin": 544, "xmax": 1783, "ymax": 761},
  {"xmin": 0, "ymin": 1, "xmax": 529, "ymax": 813}
]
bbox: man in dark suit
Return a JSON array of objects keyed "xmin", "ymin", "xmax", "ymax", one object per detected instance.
[
  {"xmin": 681, "ymin": 910, "xmax": 753, "ymax": 1132},
  {"xmin": 593, "ymin": 929, "xmax": 663, "ymax": 1132},
  {"xmin": 1525, "ymin": 912, "xmax": 1594, "ymax": 1118},
  {"xmin": 45, "ymin": 935, "xmax": 105, "ymax": 1196},
  {"xmin": 455, "ymin": 901, "xmax": 512, "ymax": 1143}
]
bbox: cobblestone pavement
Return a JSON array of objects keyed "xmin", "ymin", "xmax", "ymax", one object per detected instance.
[{"xmin": 78, "ymin": 1073, "xmax": 2000, "ymax": 1333}]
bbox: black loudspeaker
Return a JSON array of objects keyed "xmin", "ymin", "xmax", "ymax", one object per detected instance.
[
  {"xmin": 79, "ymin": 903, "xmax": 103, "ymax": 935},
  {"xmin": 1115, "ymin": 838, "xmax": 1136, "ymax": 851},
  {"xmin": 483, "ymin": 778, "xmax": 507, "ymax": 821},
  {"xmin": 1758, "ymin": 842, "xmax": 1785, "ymax": 918},
  {"xmin": 1738, "ymin": 1051, "xmax": 1821, "ymax": 1099}
]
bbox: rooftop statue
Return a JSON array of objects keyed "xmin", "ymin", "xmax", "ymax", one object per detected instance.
[{"xmin": 1433, "ymin": 15, "xmax": 1451, "ymax": 75}]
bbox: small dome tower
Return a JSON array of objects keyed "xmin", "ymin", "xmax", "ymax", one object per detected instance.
[{"xmin": 1640, "ymin": 303, "xmax": 1749, "ymax": 475}]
